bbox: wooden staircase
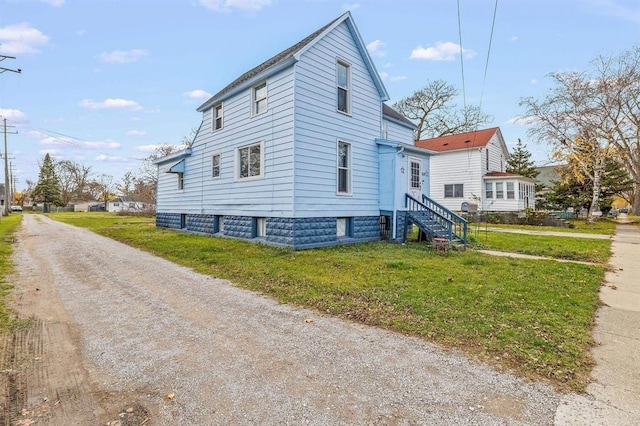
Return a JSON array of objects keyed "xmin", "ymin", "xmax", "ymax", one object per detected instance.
[{"xmin": 403, "ymin": 194, "xmax": 468, "ymax": 248}]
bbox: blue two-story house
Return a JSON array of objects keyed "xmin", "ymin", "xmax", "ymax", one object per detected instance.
[{"xmin": 155, "ymin": 12, "xmax": 467, "ymax": 249}]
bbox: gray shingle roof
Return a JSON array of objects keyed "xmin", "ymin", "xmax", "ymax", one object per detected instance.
[
  {"xmin": 198, "ymin": 15, "xmax": 341, "ymax": 111},
  {"xmin": 382, "ymin": 104, "xmax": 415, "ymax": 128}
]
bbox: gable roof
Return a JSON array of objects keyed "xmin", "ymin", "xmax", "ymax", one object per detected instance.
[
  {"xmin": 415, "ymin": 127, "xmax": 500, "ymax": 152},
  {"xmin": 197, "ymin": 11, "xmax": 388, "ymax": 112},
  {"xmin": 382, "ymin": 104, "xmax": 415, "ymax": 129}
]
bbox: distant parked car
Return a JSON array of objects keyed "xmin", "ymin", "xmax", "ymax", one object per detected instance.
[
  {"xmin": 619, "ymin": 208, "xmax": 629, "ymax": 214},
  {"xmin": 10, "ymin": 205, "xmax": 23, "ymax": 212}
]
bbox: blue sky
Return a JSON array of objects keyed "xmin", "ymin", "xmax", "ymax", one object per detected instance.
[{"xmin": 0, "ymin": 0, "xmax": 638, "ymax": 191}]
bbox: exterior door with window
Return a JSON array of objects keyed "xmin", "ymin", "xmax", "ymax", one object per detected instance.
[{"xmin": 408, "ymin": 157, "xmax": 422, "ymax": 200}]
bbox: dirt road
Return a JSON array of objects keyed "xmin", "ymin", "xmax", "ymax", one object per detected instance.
[{"xmin": 1, "ymin": 214, "xmax": 562, "ymax": 425}]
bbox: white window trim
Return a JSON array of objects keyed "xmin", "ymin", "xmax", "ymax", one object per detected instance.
[
  {"xmin": 444, "ymin": 183, "xmax": 464, "ymax": 198},
  {"xmin": 252, "ymin": 81, "xmax": 268, "ymax": 116},
  {"xmin": 212, "ymin": 103, "xmax": 223, "ymax": 132},
  {"xmin": 336, "ymin": 59, "xmax": 351, "ymax": 116},
  {"xmin": 234, "ymin": 141, "xmax": 265, "ymax": 182},
  {"xmin": 177, "ymin": 172, "xmax": 184, "ymax": 191},
  {"xmin": 337, "ymin": 140, "xmax": 352, "ymax": 196},
  {"xmin": 211, "ymin": 153, "xmax": 221, "ymax": 179}
]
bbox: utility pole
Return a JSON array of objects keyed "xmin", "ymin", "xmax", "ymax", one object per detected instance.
[{"xmin": 2, "ymin": 119, "xmax": 17, "ymax": 215}]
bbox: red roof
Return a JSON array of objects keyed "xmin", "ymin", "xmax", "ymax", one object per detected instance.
[
  {"xmin": 415, "ymin": 127, "xmax": 499, "ymax": 152},
  {"xmin": 484, "ymin": 171, "xmax": 520, "ymax": 177}
]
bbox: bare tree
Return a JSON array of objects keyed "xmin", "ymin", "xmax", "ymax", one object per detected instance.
[
  {"xmin": 521, "ymin": 45, "xmax": 640, "ymax": 217},
  {"xmin": 55, "ymin": 160, "xmax": 93, "ymax": 204},
  {"xmin": 520, "ymin": 71, "xmax": 609, "ymax": 223},
  {"xmin": 116, "ymin": 171, "xmax": 136, "ymax": 197},
  {"xmin": 91, "ymin": 174, "xmax": 114, "ymax": 211},
  {"xmin": 138, "ymin": 143, "xmax": 190, "ymax": 206},
  {"xmin": 392, "ymin": 79, "xmax": 492, "ymax": 140}
]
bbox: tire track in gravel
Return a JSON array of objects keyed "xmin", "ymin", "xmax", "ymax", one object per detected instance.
[{"xmin": 4, "ymin": 214, "xmax": 564, "ymax": 425}]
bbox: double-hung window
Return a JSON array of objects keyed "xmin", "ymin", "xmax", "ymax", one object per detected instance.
[
  {"xmin": 495, "ymin": 182, "xmax": 504, "ymax": 199},
  {"xmin": 507, "ymin": 182, "xmax": 515, "ymax": 199},
  {"xmin": 212, "ymin": 154, "xmax": 221, "ymax": 178},
  {"xmin": 485, "ymin": 182, "xmax": 493, "ymax": 199},
  {"xmin": 237, "ymin": 142, "xmax": 263, "ymax": 180},
  {"xmin": 253, "ymin": 82, "xmax": 267, "ymax": 115},
  {"xmin": 444, "ymin": 184, "xmax": 463, "ymax": 198},
  {"xmin": 177, "ymin": 172, "xmax": 184, "ymax": 190},
  {"xmin": 213, "ymin": 104, "xmax": 223, "ymax": 131},
  {"xmin": 337, "ymin": 141, "xmax": 351, "ymax": 194},
  {"xmin": 337, "ymin": 61, "xmax": 350, "ymax": 114}
]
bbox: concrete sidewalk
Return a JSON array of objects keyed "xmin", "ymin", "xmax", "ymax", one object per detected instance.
[
  {"xmin": 555, "ymin": 223, "xmax": 640, "ymax": 425},
  {"xmin": 473, "ymin": 227, "xmax": 612, "ymax": 240}
]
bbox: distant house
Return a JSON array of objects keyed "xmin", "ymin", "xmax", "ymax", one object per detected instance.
[
  {"xmin": 154, "ymin": 12, "xmax": 467, "ymax": 248},
  {"xmin": 107, "ymin": 197, "xmax": 149, "ymax": 213},
  {"xmin": 74, "ymin": 202, "xmax": 105, "ymax": 212},
  {"xmin": 416, "ymin": 127, "xmax": 536, "ymax": 212}
]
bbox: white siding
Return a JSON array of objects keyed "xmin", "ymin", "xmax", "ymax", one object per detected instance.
[
  {"xmin": 429, "ymin": 149, "xmax": 483, "ymax": 211},
  {"xmin": 293, "ymin": 21, "xmax": 382, "ymax": 217}
]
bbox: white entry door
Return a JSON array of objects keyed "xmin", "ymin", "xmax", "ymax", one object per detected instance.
[{"xmin": 408, "ymin": 157, "xmax": 422, "ymax": 200}]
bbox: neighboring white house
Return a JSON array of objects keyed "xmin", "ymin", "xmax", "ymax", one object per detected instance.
[
  {"xmin": 154, "ymin": 11, "xmax": 467, "ymax": 249},
  {"xmin": 416, "ymin": 127, "xmax": 536, "ymax": 212},
  {"xmin": 107, "ymin": 197, "xmax": 149, "ymax": 213}
]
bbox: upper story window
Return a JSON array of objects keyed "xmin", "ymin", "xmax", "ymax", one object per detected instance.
[
  {"xmin": 237, "ymin": 141, "xmax": 264, "ymax": 180},
  {"xmin": 337, "ymin": 61, "xmax": 350, "ymax": 114},
  {"xmin": 486, "ymin": 148, "xmax": 490, "ymax": 171},
  {"xmin": 212, "ymin": 154, "xmax": 221, "ymax": 178},
  {"xmin": 213, "ymin": 104, "xmax": 223, "ymax": 131},
  {"xmin": 253, "ymin": 82, "xmax": 267, "ymax": 115},
  {"xmin": 382, "ymin": 119, "xmax": 388, "ymax": 139},
  {"xmin": 337, "ymin": 141, "xmax": 351, "ymax": 194}
]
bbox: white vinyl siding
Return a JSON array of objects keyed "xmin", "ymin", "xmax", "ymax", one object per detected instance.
[{"xmin": 444, "ymin": 184, "xmax": 463, "ymax": 198}]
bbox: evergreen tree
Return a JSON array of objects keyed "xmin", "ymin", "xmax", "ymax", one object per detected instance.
[
  {"xmin": 32, "ymin": 153, "xmax": 64, "ymax": 212},
  {"xmin": 506, "ymin": 139, "xmax": 540, "ymax": 179}
]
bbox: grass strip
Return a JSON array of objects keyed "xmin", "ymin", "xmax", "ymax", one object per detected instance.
[
  {"xmin": 468, "ymin": 231, "xmax": 611, "ymax": 263},
  {"xmin": 50, "ymin": 212, "xmax": 605, "ymax": 391},
  {"xmin": 0, "ymin": 214, "xmax": 23, "ymax": 331}
]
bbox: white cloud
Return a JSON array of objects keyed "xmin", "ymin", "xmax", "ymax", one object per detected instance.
[
  {"xmin": 79, "ymin": 98, "xmax": 143, "ymax": 111},
  {"xmin": 184, "ymin": 89, "xmax": 212, "ymax": 99},
  {"xmin": 39, "ymin": 148, "xmax": 61, "ymax": 156},
  {"xmin": 379, "ymin": 72, "xmax": 389, "ymax": 80},
  {"xmin": 98, "ymin": 49, "xmax": 149, "ymax": 63},
  {"xmin": 41, "ymin": 0, "xmax": 65, "ymax": 6},
  {"xmin": 383, "ymin": 62, "xmax": 393, "ymax": 68},
  {"xmin": 0, "ymin": 23, "xmax": 49, "ymax": 55},
  {"xmin": 586, "ymin": 0, "xmax": 640, "ymax": 23},
  {"xmin": 366, "ymin": 39, "xmax": 386, "ymax": 58},
  {"xmin": 200, "ymin": 0, "xmax": 272, "ymax": 12},
  {"xmin": 506, "ymin": 116, "xmax": 538, "ymax": 126},
  {"xmin": 530, "ymin": 79, "xmax": 538, "ymax": 85},
  {"xmin": 127, "ymin": 130, "xmax": 147, "ymax": 136},
  {"xmin": 410, "ymin": 41, "xmax": 476, "ymax": 61},
  {"xmin": 41, "ymin": 137, "xmax": 121, "ymax": 150},
  {"xmin": 510, "ymin": 36, "xmax": 518, "ymax": 42},
  {"xmin": 390, "ymin": 75, "xmax": 407, "ymax": 82},
  {"xmin": 342, "ymin": 3, "xmax": 360, "ymax": 11},
  {"xmin": 0, "ymin": 109, "xmax": 29, "ymax": 125},
  {"xmin": 95, "ymin": 154, "xmax": 129, "ymax": 162}
]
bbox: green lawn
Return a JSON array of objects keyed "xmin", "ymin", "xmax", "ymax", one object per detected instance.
[
  {"xmin": 468, "ymin": 230, "xmax": 611, "ymax": 263},
  {"xmin": 470, "ymin": 220, "xmax": 617, "ymax": 235},
  {"xmin": 0, "ymin": 214, "xmax": 22, "ymax": 331},
  {"xmin": 48, "ymin": 212, "xmax": 607, "ymax": 391}
]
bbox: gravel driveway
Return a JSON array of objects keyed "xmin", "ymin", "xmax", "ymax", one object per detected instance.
[{"xmin": 5, "ymin": 214, "xmax": 562, "ymax": 425}]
